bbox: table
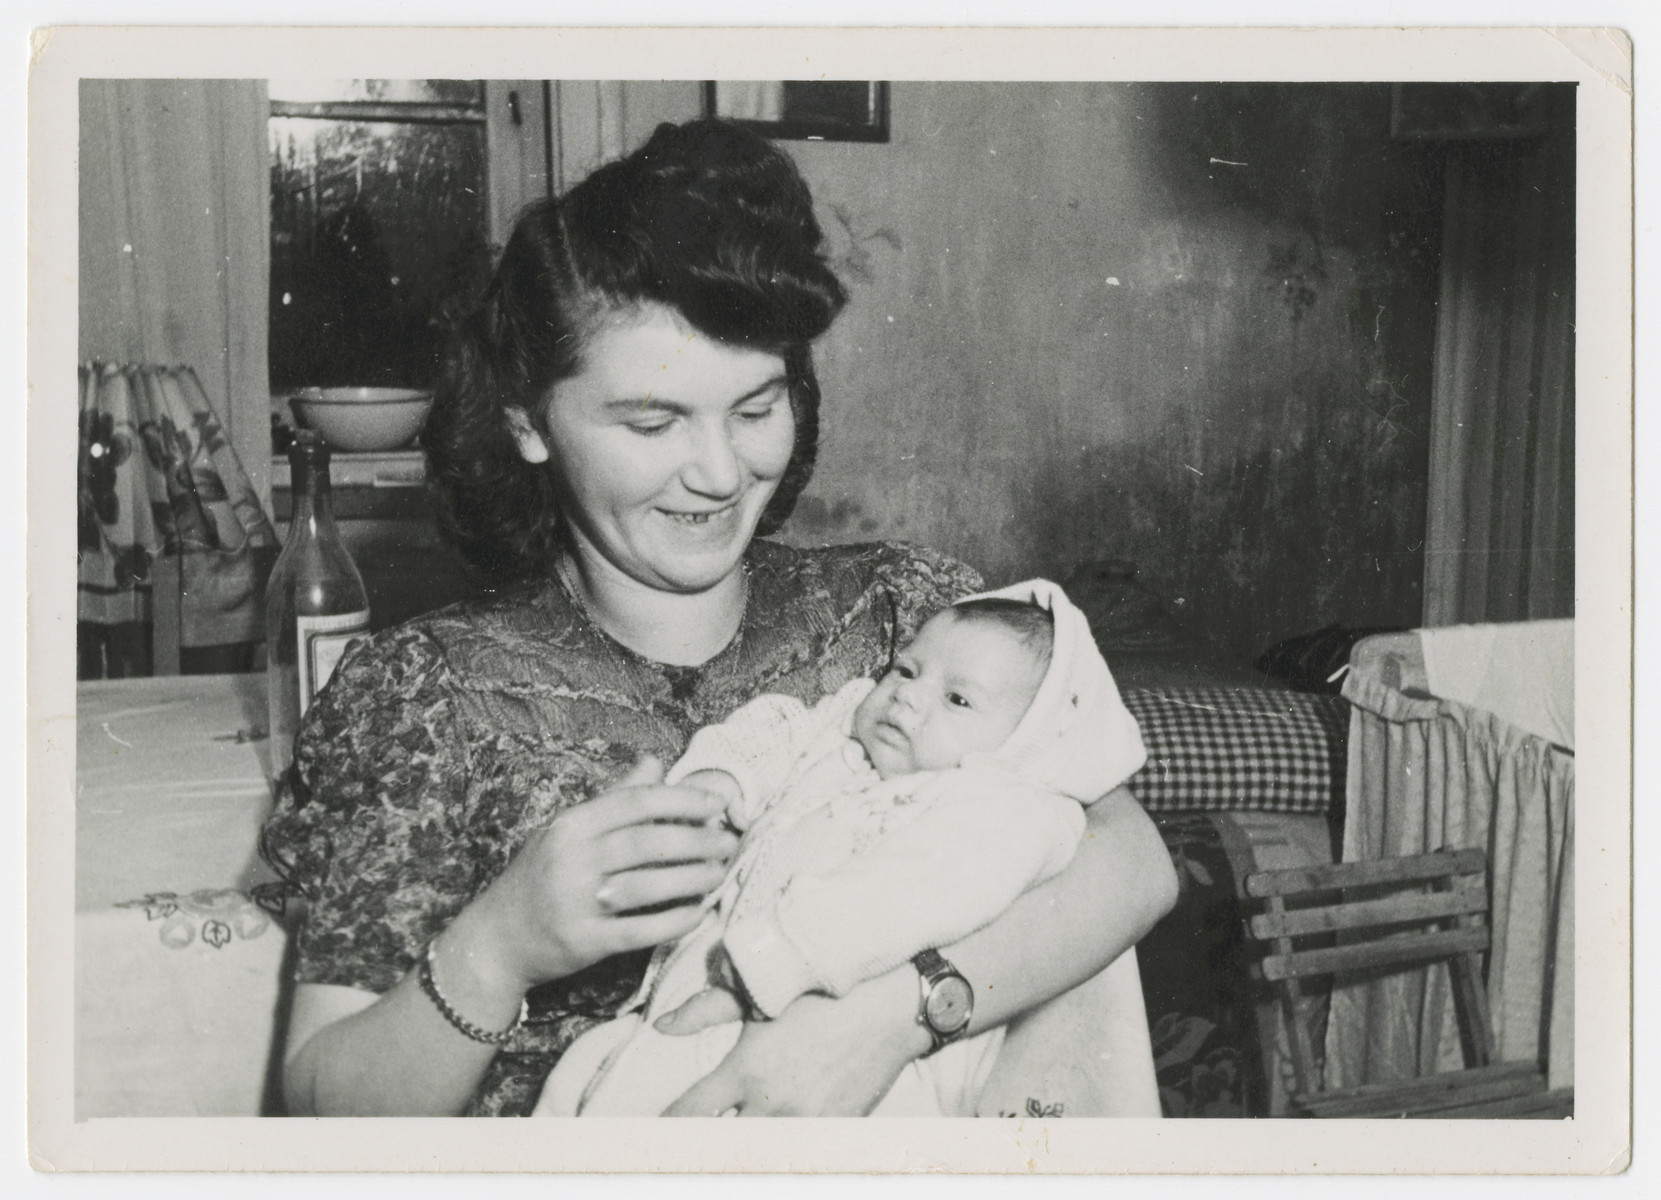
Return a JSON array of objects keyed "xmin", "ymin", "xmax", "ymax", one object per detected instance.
[
  {"xmin": 76, "ymin": 673, "xmax": 290, "ymax": 1117},
  {"xmin": 77, "ymin": 672, "xmax": 280, "ymax": 911}
]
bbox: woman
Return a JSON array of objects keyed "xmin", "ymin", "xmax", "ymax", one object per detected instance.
[{"xmin": 261, "ymin": 118, "xmax": 1178, "ymax": 1118}]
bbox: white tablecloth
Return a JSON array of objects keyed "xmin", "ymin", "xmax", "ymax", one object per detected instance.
[{"xmin": 76, "ymin": 674, "xmax": 291, "ymax": 1118}]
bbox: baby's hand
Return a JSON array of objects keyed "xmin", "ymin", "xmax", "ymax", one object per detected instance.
[
  {"xmin": 678, "ymin": 768, "xmax": 742, "ymax": 805},
  {"xmin": 677, "ymin": 769, "xmax": 743, "ymax": 824},
  {"xmin": 654, "ymin": 986, "xmax": 746, "ymax": 1035}
]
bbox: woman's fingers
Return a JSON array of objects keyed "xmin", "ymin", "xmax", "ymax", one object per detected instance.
[
  {"xmin": 594, "ymin": 818, "xmax": 737, "ymax": 875},
  {"xmin": 580, "ymin": 779, "xmax": 731, "ymax": 836},
  {"xmin": 604, "ymin": 904, "xmax": 710, "ymax": 956},
  {"xmin": 661, "ymin": 1062, "xmax": 746, "ymax": 1118},
  {"xmin": 655, "ymin": 986, "xmax": 746, "ymax": 1035},
  {"xmin": 595, "ymin": 861, "xmax": 729, "ymax": 914}
]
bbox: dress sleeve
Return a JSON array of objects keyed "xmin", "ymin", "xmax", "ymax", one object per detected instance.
[
  {"xmin": 875, "ymin": 543, "xmax": 985, "ymax": 651},
  {"xmin": 721, "ymin": 771, "xmax": 1086, "ymax": 1017},
  {"xmin": 260, "ymin": 626, "xmax": 478, "ymax": 995}
]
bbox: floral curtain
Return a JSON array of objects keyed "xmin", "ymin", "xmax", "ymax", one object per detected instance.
[{"xmin": 79, "ymin": 363, "xmax": 278, "ymax": 650}]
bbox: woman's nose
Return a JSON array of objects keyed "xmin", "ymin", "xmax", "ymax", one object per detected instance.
[{"xmin": 681, "ymin": 423, "xmax": 742, "ymax": 498}]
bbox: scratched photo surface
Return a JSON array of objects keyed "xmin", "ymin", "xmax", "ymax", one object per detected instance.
[{"xmin": 30, "ymin": 26, "xmax": 1630, "ymax": 1176}]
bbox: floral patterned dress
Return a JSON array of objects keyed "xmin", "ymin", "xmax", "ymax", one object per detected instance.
[{"xmin": 260, "ymin": 539, "xmax": 981, "ymax": 1116}]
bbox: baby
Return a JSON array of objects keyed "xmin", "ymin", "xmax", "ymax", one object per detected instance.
[{"xmin": 534, "ymin": 579, "xmax": 1147, "ymax": 1117}]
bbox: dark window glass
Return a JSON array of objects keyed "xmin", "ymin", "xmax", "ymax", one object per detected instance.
[{"xmin": 268, "ymin": 115, "xmax": 489, "ymax": 391}]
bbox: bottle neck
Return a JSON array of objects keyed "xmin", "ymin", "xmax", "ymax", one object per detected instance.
[{"xmin": 289, "ymin": 457, "xmax": 338, "ymax": 537}]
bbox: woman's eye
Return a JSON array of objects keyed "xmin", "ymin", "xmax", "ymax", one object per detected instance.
[
  {"xmin": 625, "ymin": 420, "xmax": 674, "ymax": 436},
  {"xmin": 946, "ymin": 692, "xmax": 972, "ymax": 709},
  {"xmin": 735, "ymin": 401, "xmax": 781, "ymax": 423}
]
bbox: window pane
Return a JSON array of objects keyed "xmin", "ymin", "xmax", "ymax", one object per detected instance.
[
  {"xmin": 268, "ymin": 78, "xmax": 483, "ymax": 106},
  {"xmin": 269, "ymin": 116, "xmax": 490, "ymax": 392}
]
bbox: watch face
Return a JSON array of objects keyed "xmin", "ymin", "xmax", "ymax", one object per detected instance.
[{"xmin": 925, "ymin": 975, "xmax": 973, "ymax": 1033}]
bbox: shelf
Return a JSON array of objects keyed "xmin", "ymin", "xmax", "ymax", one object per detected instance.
[{"xmin": 270, "ymin": 449, "xmax": 425, "ymax": 491}]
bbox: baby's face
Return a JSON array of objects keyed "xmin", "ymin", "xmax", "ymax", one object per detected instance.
[{"xmin": 853, "ymin": 611, "xmax": 1047, "ymax": 779}]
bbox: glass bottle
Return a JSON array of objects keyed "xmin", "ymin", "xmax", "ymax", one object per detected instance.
[{"xmin": 266, "ymin": 430, "xmax": 370, "ymax": 779}]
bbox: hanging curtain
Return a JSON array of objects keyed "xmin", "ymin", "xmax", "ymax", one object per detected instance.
[
  {"xmin": 78, "ymin": 364, "xmax": 278, "ymax": 674},
  {"xmin": 1422, "ymin": 114, "xmax": 1575, "ymax": 626},
  {"xmin": 1326, "ymin": 627, "xmax": 1574, "ymax": 1093},
  {"xmin": 79, "ymin": 78, "xmax": 272, "ymax": 505},
  {"xmin": 78, "ymin": 79, "xmax": 276, "ymax": 676}
]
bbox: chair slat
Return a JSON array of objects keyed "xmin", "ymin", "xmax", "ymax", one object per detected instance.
[
  {"xmin": 1293, "ymin": 1063, "xmax": 1543, "ymax": 1118},
  {"xmin": 1435, "ymin": 1088, "xmax": 1573, "ymax": 1119},
  {"xmin": 1261, "ymin": 927, "xmax": 1489, "ymax": 981},
  {"xmin": 1448, "ymin": 908, "xmax": 1496, "ymax": 1066},
  {"xmin": 1249, "ymin": 883, "xmax": 1487, "ymax": 939},
  {"xmin": 1245, "ymin": 849, "xmax": 1485, "ymax": 898}
]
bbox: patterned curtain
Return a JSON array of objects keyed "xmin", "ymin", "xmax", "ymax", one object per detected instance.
[
  {"xmin": 78, "ymin": 78, "xmax": 275, "ymax": 676},
  {"xmin": 78, "ymin": 364, "xmax": 278, "ymax": 673}
]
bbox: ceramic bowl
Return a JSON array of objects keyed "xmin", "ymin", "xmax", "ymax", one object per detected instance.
[{"xmin": 288, "ymin": 387, "xmax": 434, "ymax": 453}]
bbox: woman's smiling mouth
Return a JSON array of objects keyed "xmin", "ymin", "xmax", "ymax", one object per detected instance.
[{"xmin": 658, "ymin": 505, "xmax": 737, "ymax": 526}]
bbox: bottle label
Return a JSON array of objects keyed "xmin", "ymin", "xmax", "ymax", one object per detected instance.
[{"xmin": 296, "ymin": 610, "xmax": 371, "ymax": 715}]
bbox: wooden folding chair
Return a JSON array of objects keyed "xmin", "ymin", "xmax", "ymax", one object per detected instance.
[{"xmin": 1243, "ymin": 849, "xmax": 1572, "ymax": 1118}]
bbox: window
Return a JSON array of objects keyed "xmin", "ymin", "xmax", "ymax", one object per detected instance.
[{"xmin": 267, "ymin": 80, "xmax": 548, "ymax": 402}]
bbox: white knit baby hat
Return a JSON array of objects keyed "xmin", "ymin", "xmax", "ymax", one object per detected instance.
[{"xmin": 954, "ymin": 578, "xmax": 1147, "ymax": 802}]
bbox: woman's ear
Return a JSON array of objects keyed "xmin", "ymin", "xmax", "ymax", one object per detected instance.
[{"xmin": 503, "ymin": 407, "xmax": 550, "ymax": 464}]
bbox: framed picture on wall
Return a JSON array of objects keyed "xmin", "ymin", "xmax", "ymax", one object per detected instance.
[{"xmin": 703, "ymin": 80, "xmax": 889, "ymax": 141}]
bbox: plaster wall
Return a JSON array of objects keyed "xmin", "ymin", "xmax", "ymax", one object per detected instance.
[{"xmin": 611, "ymin": 82, "xmax": 1442, "ymax": 665}]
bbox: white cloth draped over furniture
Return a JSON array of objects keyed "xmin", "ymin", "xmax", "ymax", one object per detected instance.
[
  {"xmin": 1327, "ymin": 622, "xmax": 1573, "ymax": 1094},
  {"xmin": 76, "ymin": 674, "xmax": 288, "ymax": 1118}
]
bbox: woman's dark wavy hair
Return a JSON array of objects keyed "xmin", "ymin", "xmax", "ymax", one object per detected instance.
[{"xmin": 422, "ymin": 118, "xmax": 849, "ymax": 584}]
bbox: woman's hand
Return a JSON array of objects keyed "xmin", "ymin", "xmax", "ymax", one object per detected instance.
[
  {"xmin": 662, "ymin": 968, "xmax": 928, "ymax": 1116},
  {"xmin": 459, "ymin": 755, "xmax": 741, "ymax": 995},
  {"xmin": 283, "ymin": 755, "xmax": 739, "ymax": 1117}
]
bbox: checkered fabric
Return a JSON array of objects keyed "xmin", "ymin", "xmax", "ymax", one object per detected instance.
[{"xmin": 1122, "ymin": 687, "xmax": 1347, "ymax": 815}]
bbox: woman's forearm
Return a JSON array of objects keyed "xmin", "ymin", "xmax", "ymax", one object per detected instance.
[
  {"xmin": 944, "ymin": 784, "xmax": 1178, "ymax": 1033},
  {"xmin": 284, "ymin": 907, "xmax": 528, "ymax": 1116}
]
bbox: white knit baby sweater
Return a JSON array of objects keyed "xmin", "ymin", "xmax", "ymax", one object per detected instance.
[
  {"xmin": 535, "ymin": 578, "xmax": 1148, "ymax": 1116},
  {"xmin": 664, "ymin": 576, "xmax": 1150, "ymax": 1017}
]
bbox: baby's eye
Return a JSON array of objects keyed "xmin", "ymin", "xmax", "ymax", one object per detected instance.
[
  {"xmin": 891, "ymin": 663, "xmax": 916, "ymax": 680},
  {"xmin": 946, "ymin": 692, "xmax": 972, "ymax": 709}
]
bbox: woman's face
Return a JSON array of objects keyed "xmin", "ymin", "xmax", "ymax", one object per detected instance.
[{"xmin": 526, "ymin": 303, "xmax": 796, "ymax": 594}]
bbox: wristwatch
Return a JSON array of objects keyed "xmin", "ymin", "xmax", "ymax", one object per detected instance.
[{"xmin": 912, "ymin": 948, "xmax": 974, "ymax": 1054}]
